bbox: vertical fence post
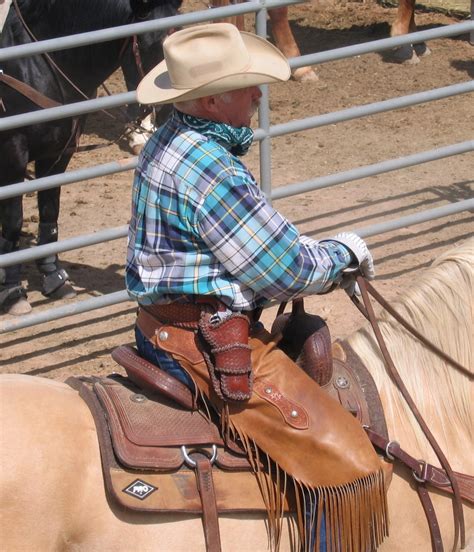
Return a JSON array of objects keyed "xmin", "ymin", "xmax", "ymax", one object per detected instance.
[
  {"xmin": 255, "ymin": 0, "xmax": 273, "ymax": 203},
  {"xmin": 470, "ymin": 0, "xmax": 473, "ymax": 44}
]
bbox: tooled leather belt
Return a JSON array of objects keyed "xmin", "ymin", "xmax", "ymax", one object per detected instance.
[
  {"xmin": 137, "ymin": 299, "xmax": 223, "ymax": 336},
  {"xmin": 136, "ymin": 299, "xmax": 260, "ymax": 336}
]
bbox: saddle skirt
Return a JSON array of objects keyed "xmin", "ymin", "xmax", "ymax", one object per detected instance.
[{"xmin": 67, "ymin": 373, "xmax": 290, "ymax": 514}]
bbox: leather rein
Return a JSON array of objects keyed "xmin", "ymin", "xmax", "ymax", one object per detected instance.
[{"xmin": 353, "ymin": 276, "xmax": 471, "ymax": 552}]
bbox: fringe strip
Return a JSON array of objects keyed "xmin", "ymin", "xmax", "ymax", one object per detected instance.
[{"xmin": 223, "ymin": 414, "xmax": 389, "ymax": 552}]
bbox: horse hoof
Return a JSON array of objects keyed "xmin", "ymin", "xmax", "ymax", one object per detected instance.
[
  {"xmin": 5, "ymin": 297, "xmax": 32, "ymax": 316},
  {"xmin": 414, "ymin": 42, "xmax": 431, "ymax": 58},
  {"xmin": 388, "ymin": 45, "xmax": 420, "ymax": 64},
  {"xmin": 292, "ymin": 67, "xmax": 318, "ymax": 82},
  {"xmin": 48, "ymin": 282, "xmax": 77, "ymax": 300}
]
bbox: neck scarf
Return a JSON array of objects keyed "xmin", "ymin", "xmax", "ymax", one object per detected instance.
[{"xmin": 175, "ymin": 110, "xmax": 254, "ymax": 157}]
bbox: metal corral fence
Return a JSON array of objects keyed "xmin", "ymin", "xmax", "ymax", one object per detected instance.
[{"xmin": 1, "ymin": 1, "xmax": 473, "ymax": 334}]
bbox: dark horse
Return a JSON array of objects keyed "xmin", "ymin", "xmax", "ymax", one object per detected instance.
[{"xmin": 0, "ymin": 0, "xmax": 181, "ymax": 315}]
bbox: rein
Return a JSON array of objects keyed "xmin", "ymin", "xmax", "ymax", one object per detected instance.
[{"xmin": 353, "ymin": 276, "xmax": 468, "ymax": 552}]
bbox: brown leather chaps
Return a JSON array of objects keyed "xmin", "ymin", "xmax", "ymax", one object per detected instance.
[{"xmin": 147, "ymin": 318, "xmax": 389, "ymax": 551}]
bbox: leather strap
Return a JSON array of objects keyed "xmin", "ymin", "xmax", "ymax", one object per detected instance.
[
  {"xmin": 0, "ymin": 72, "xmax": 61, "ymax": 109},
  {"xmin": 365, "ymin": 428, "xmax": 474, "ymax": 503},
  {"xmin": 194, "ymin": 453, "xmax": 222, "ymax": 552},
  {"xmin": 355, "ymin": 276, "xmax": 466, "ymax": 551}
]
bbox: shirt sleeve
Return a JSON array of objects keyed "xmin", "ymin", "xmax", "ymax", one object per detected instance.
[{"xmin": 195, "ymin": 172, "xmax": 353, "ymax": 302}]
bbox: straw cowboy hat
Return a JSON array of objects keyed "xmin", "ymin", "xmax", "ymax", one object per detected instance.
[{"xmin": 137, "ymin": 23, "xmax": 291, "ymax": 105}]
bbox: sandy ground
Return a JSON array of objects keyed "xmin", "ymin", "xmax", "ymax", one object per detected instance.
[{"xmin": 0, "ymin": 1, "xmax": 473, "ymax": 380}]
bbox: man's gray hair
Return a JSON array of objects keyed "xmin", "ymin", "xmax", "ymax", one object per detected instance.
[{"xmin": 174, "ymin": 92, "xmax": 234, "ymax": 114}]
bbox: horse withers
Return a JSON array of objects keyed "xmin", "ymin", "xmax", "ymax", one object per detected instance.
[
  {"xmin": 0, "ymin": 239, "xmax": 472, "ymax": 551},
  {"xmin": 0, "ymin": 0, "xmax": 180, "ymax": 315}
]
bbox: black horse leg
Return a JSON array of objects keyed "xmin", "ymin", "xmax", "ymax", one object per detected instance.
[
  {"xmin": 0, "ymin": 195, "xmax": 30, "ymax": 310},
  {"xmin": 35, "ymin": 154, "xmax": 76, "ymax": 298},
  {"xmin": 0, "ymin": 134, "xmax": 31, "ymax": 313}
]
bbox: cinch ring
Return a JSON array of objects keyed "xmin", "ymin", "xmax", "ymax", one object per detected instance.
[
  {"xmin": 413, "ymin": 460, "xmax": 427, "ymax": 483},
  {"xmin": 385, "ymin": 440, "xmax": 400, "ymax": 461},
  {"xmin": 181, "ymin": 444, "xmax": 218, "ymax": 468}
]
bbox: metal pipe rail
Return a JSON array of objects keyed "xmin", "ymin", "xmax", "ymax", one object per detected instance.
[
  {"xmin": 0, "ymin": 0, "xmax": 302, "ymax": 62},
  {"xmin": 1, "ymin": 140, "xmax": 472, "ymax": 268},
  {"xmin": 292, "ymin": 20, "xmax": 474, "ymax": 69},
  {"xmin": 2, "ymin": 197, "xmax": 472, "ymax": 333},
  {"xmin": 1, "ymin": 22, "xmax": 472, "ymax": 133},
  {"xmin": 1, "ymin": 81, "xmax": 472, "ymax": 200}
]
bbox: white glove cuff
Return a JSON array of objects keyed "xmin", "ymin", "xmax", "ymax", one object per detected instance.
[
  {"xmin": 330, "ymin": 232, "xmax": 369, "ymax": 265},
  {"xmin": 328, "ymin": 232, "xmax": 375, "ymax": 280}
]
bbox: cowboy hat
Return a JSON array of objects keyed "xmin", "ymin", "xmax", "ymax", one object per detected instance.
[{"xmin": 136, "ymin": 23, "xmax": 291, "ymax": 105}]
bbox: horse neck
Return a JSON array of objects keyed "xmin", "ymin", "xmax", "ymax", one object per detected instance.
[
  {"xmin": 347, "ymin": 242, "xmax": 473, "ymax": 468},
  {"xmin": 10, "ymin": 0, "xmax": 132, "ymax": 96}
]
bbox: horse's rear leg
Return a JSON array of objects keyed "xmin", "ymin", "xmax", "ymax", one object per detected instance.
[
  {"xmin": 0, "ymin": 137, "xmax": 32, "ymax": 315},
  {"xmin": 269, "ymin": 7, "xmax": 317, "ymax": 82},
  {"xmin": 0, "ymin": 196, "xmax": 33, "ymax": 315},
  {"xmin": 35, "ymin": 157, "xmax": 76, "ymax": 299},
  {"xmin": 390, "ymin": 0, "xmax": 430, "ymax": 63}
]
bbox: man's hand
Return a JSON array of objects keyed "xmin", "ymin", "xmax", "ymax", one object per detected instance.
[{"xmin": 330, "ymin": 232, "xmax": 374, "ymax": 296}]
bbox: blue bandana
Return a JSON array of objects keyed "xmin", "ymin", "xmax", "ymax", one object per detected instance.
[{"xmin": 175, "ymin": 110, "xmax": 254, "ymax": 157}]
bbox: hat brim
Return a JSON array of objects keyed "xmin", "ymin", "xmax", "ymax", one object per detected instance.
[{"xmin": 137, "ymin": 31, "xmax": 291, "ymax": 105}]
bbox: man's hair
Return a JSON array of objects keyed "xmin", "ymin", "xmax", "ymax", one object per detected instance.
[{"xmin": 174, "ymin": 92, "xmax": 234, "ymax": 114}]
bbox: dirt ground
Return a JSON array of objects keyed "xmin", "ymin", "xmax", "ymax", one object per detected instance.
[{"xmin": 0, "ymin": 1, "xmax": 473, "ymax": 380}]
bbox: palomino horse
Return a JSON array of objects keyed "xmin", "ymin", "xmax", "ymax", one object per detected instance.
[
  {"xmin": 0, "ymin": 239, "xmax": 472, "ymax": 551},
  {"xmin": 210, "ymin": 0, "xmax": 431, "ymax": 81}
]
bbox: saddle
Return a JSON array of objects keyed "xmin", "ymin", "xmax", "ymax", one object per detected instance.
[{"xmin": 68, "ymin": 343, "xmax": 295, "ymax": 552}]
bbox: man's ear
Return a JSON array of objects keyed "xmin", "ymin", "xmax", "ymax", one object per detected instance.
[{"xmin": 199, "ymin": 95, "xmax": 220, "ymax": 117}]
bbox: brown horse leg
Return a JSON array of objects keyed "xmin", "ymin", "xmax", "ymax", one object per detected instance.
[
  {"xmin": 269, "ymin": 7, "xmax": 317, "ymax": 82},
  {"xmin": 209, "ymin": 0, "xmax": 244, "ymax": 30},
  {"xmin": 390, "ymin": 0, "xmax": 430, "ymax": 63}
]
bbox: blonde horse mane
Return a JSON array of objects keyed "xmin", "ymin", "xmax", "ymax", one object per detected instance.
[{"xmin": 347, "ymin": 238, "xmax": 473, "ymax": 464}]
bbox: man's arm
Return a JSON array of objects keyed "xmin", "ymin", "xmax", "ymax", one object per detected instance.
[{"xmin": 196, "ymin": 176, "xmax": 368, "ymax": 301}]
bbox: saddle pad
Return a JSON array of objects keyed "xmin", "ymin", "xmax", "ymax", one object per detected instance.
[{"xmin": 68, "ymin": 376, "xmax": 293, "ymax": 514}]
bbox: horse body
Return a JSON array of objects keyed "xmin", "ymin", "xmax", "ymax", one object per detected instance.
[
  {"xmin": 1, "ymin": 240, "xmax": 473, "ymax": 550},
  {"xmin": 0, "ymin": 0, "xmax": 180, "ymax": 314}
]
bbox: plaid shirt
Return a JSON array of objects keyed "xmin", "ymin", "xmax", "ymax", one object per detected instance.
[{"xmin": 126, "ymin": 111, "xmax": 352, "ymax": 310}]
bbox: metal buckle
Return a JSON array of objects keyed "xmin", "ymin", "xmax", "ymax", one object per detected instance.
[
  {"xmin": 385, "ymin": 440, "xmax": 400, "ymax": 461},
  {"xmin": 413, "ymin": 460, "xmax": 427, "ymax": 483},
  {"xmin": 181, "ymin": 444, "xmax": 218, "ymax": 468}
]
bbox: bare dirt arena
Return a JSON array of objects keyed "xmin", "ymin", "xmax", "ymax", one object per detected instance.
[{"xmin": 1, "ymin": 0, "xmax": 472, "ymax": 381}]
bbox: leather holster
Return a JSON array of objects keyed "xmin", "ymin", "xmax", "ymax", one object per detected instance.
[{"xmin": 198, "ymin": 312, "xmax": 252, "ymax": 402}]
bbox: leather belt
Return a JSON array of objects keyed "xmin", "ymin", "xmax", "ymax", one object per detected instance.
[{"xmin": 137, "ymin": 300, "xmax": 260, "ymax": 337}]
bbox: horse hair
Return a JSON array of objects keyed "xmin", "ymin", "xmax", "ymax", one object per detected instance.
[{"xmin": 348, "ymin": 238, "xmax": 472, "ymax": 464}]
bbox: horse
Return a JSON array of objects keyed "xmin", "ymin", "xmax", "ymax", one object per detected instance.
[
  {"xmin": 0, "ymin": 238, "xmax": 472, "ymax": 551},
  {"xmin": 210, "ymin": 0, "xmax": 432, "ymax": 82},
  {"xmin": 0, "ymin": 0, "xmax": 180, "ymax": 316}
]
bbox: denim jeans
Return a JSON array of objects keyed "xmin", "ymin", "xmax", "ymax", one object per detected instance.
[{"xmin": 135, "ymin": 325, "xmax": 195, "ymax": 390}]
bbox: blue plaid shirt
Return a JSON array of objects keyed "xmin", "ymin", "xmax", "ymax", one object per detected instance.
[{"xmin": 126, "ymin": 111, "xmax": 353, "ymax": 310}]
